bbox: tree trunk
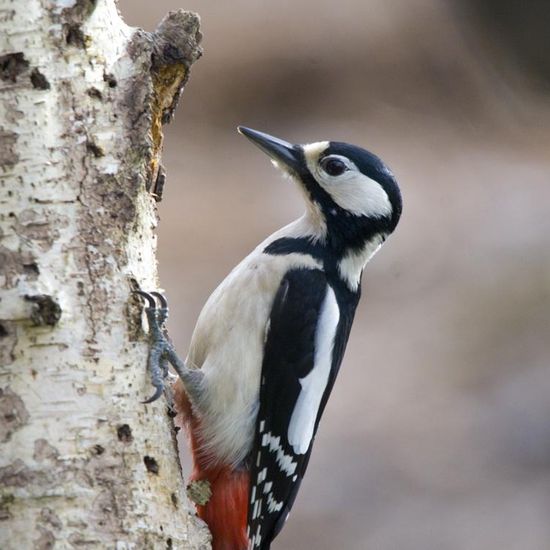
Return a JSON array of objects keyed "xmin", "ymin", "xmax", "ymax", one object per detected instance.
[{"xmin": 0, "ymin": 1, "xmax": 208, "ymax": 548}]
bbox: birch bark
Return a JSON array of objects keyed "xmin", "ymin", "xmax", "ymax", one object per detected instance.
[{"xmin": 0, "ymin": 1, "xmax": 208, "ymax": 547}]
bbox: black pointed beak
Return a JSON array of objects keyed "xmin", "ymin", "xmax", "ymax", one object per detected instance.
[{"xmin": 238, "ymin": 126, "xmax": 302, "ymax": 174}]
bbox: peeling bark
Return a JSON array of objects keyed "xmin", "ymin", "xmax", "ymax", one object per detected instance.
[{"xmin": 0, "ymin": 1, "xmax": 208, "ymax": 548}]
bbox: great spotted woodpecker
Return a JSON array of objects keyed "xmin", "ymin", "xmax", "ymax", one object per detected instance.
[{"xmin": 138, "ymin": 127, "xmax": 402, "ymax": 550}]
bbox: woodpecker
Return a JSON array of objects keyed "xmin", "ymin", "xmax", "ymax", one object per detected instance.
[{"xmin": 137, "ymin": 127, "xmax": 402, "ymax": 550}]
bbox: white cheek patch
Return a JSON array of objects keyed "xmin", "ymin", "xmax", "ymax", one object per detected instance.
[
  {"xmin": 287, "ymin": 286, "xmax": 340, "ymax": 454},
  {"xmin": 303, "ymin": 144, "xmax": 393, "ymax": 218},
  {"xmin": 322, "ymin": 172, "xmax": 392, "ymax": 218}
]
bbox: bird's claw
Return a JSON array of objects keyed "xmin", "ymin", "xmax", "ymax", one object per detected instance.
[
  {"xmin": 134, "ymin": 290, "xmax": 173, "ymax": 404},
  {"xmin": 134, "ymin": 289, "xmax": 157, "ymax": 308},
  {"xmin": 142, "ymin": 383, "xmax": 164, "ymax": 404}
]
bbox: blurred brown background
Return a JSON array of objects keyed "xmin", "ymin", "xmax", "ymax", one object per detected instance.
[{"xmin": 118, "ymin": 1, "xmax": 550, "ymax": 548}]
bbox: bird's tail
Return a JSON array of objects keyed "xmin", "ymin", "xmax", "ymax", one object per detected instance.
[{"xmin": 174, "ymin": 380, "xmax": 250, "ymax": 550}]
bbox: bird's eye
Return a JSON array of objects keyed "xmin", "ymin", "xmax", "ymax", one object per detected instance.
[{"xmin": 320, "ymin": 156, "xmax": 347, "ymax": 177}]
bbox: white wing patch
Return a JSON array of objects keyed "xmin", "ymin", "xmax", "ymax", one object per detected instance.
[{"xmin": 287, "ymin": 286, "xmax": 340, "ymax": 454}]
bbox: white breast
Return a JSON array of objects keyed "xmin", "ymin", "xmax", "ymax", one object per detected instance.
[
  {"xmin": 287, "ymin": 285, "xmax": 340, "ymax": 454},
  {"xmin": 187, "ymin": 242, "xmax": 322, "ymax": 467}
]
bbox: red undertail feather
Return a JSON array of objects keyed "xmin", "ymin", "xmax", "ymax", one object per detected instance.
[
  {"xmin": 193, "ymin": 465, "xmax": 249, "ymax": 550},
  {"xmin": 174, "ymin": 381, "xmax": 250, "ymax": 550}
]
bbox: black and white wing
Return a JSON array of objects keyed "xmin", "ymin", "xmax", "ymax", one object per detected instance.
[{"xmin": 247, "ymin": 267, "xmax": 346, "ymax": 550}]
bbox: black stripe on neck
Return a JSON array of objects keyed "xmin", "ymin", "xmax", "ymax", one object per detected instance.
[
  {"xmin": 263, "ymin": 237, "xmax": 361, "ymax": 299},
  {"xmin": 263, "ymin": 237, "xmax": 325, "ymax": 260}
]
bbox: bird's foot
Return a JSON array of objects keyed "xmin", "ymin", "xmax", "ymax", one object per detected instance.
[
  {"xmin": 135, "ymin": 290, "xmax": 176, "ymax": 404},
  {"xmin": 135, "ymin": 290, "xmax": 204, "ymax": 407}
]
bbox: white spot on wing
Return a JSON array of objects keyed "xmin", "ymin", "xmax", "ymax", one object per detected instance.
[
  {"xmin": 254, "ymin": 524, "xmax": 262, "ymax": 547},
  {"xmin": 287, "ymin": 286, "xmax": 340, "ymax": 454},
  {"xmin": 267, "ymin": 493, "xmax": 283, "ymax": 513},
  {"xmin": 261, "ymin": 432, "xmax": 298, "ymax": 475},
  {"xmin": 252, "ymin": 499, "xmax": 262, "ymax": 519}
]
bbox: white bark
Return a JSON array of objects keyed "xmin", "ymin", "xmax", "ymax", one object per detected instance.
[{"xmin": 0, "ymin": 1, "xmax": 208, "ymax": 548}]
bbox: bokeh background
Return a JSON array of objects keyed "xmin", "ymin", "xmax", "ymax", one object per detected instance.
[{"xmin": 119, "ymin": 2, "xmax": 550, "ymax": 549}]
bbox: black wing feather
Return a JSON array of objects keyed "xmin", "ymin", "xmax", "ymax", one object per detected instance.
[{"xmin": 247, "ymin": 268, "xmax": 334, "ymax": 549}]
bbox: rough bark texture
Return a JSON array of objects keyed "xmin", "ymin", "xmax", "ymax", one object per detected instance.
[{"xmin": 0, "ymin": 1, "xmax": 208, "ymax": 548}]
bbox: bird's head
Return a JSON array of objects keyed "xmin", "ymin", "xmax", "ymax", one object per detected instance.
[{"xmin": 238, "ymin": 126, "xmax": 402, "ymax": 256}]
